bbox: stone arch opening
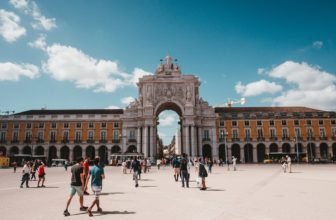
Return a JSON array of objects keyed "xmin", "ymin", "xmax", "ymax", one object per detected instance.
[
  {"xmin": 257, "ymin": 143, "xmax": 265, "ymax": 163},
  {"xmin": 111, "ymin": 145, "xmax": 121, "ymax": 153},
  {"xmin": 244, "ymin": 144, "xmax": 253, "ymax": 163},
  {"xmin": 231, "ymin": 144, "xmax": 240, "ymax": 162},
  {"xmin": 60, "ymin": 146, "xmax": 69, "ymax": 160},
  {"xmin": 0, "ymin": 146, "xmax": 6, "ymax": 156},
  {"xmin": 98, "ymin": 145, "xmax": 108, "ymax": 165},
  {"xmin": 10, "ymin": 146, "xmax": 19, "ymax": 155},
  {"xmin": 307, "ymin": 143, "xmax": 316, "ymax": 160},
  {"xmin": 127, "ymin": 145, "xmax": 137, "ymax": 153},
  {"xmin": 202, "ymin": 144, "xmax": 212, "ymax": 160},
  {"xmin": 86, "ymin": 146, "xmax": 95, "ymax": 160},
  {"xmin": 332, "ymin": 143, "xmax": 336, "ymax": 157},
  {"xmin": 23, "ymin": 146, "xmax": 32, "ymax": 154},
  {"xmin": 320, "ymin": 143, "xmax": 328, "ymax": 159},
  {"xmin": 270, "ymin": 143, "xmax": 278, "ymax": 153},
  {"xmin": 48, "ymin": 146, "xmax": 57, "ymax": 163},
  {"xmin": 218, "ymin": 144, "xmax": 227, "ymax": 162},
  {"xmin": 294, "ymin": 143, "xmax": 303, "ymax": 153},
  {"xmin": 282, "ymin": 143, "xmax": 290, "ymax": 153},
  {"xmin": 73, "ymin": 145, "xmax": 82, "ymax": 161},
  {"xmin": 35, "ymin": 146, "xmax": 44, "ymax": 155}
]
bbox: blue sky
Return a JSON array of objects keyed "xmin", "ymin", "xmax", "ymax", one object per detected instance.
[{"xmin": 1, "ymin": 0, "xmax": 336, "ymax": 144}]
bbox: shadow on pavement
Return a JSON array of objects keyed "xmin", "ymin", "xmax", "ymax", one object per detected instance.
[
  {"xmin": 140, "ymin": 179, "xmax": 155, "ymax": 181},
  {"xmin": 100, "ymin": 192, "xmax": 124, "ymax": 195},
  {"xmin": 206, "ymin": 188, "xmax": 225, "ymax": 192},
  {"xmin": 101, "ymin": 211, "xmax": 136, "ymax": 215},
  {"xmin": 139, "ymin": 185, "xmax": 157, "ymax": 188}
]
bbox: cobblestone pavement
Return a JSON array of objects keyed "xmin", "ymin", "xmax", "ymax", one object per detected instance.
[{"xmin": 0, "ymin": 164, "xmax": 335, "ymax": 220}]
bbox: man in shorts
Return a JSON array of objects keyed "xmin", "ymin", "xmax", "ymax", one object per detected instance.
[
  {"xmin": 85, "ymin": 156, "xmax": 105, "ymax": 217},
  {"xmin": 63, "ymin": 157, "xmax": 88, "ymax": 216}
]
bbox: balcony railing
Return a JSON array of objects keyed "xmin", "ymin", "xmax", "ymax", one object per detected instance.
[
  {"xmin": 36, "ymin": 139, "xmax": 44, "ymax": 144},
  {"xmin": 307, "ymin": 137, "xmax": 315, "ymax": 141},
  {"xmin": 99, "ymin": 139, "xmax": 107, "ymax": 143},
  {"xmin": 112, "ymin": 139, "xmax": 120, "ymax": 143},
  {"xmin": 319, "ymin": 136, "xmax": 328, "ymax": 141},
  {"xmin": 332, "ymin": 136, "xmax": 336, "ymax": 141},
  {"xmin": 231, "ymin": 138, "xmax": 240, "ymax": 142},
  {"xmin": 0, "ymin": 139, "xmax": 7, "ymax": 144},
  {"xmin": 11, "ymin": 140, "xmax": 19, "ymax": 144},
  {"xmin": 86, "ymin": 139, "xmax": 95, "ymax": 144},
  {"xmin": 219, "ymin": 138, "xmax": 225, "ymax": 142},
  {"xmin": 62, "ymin": 139, "xmax": 69, "ymax": 144},
  {"xmin": 202, "ymin": 137, "xmax": 211, "ymax": 142},
  {"xmin": 257, "ymin": 137, "xmax": 265, "ymax": 141},
  {"xmin": 128, "ymin": 138, "xmax": 137, "ymax": 143},
  {"xmin": 49, "ymin": 139, "xmax": 56, "ymax": 143},
  {"xmin": 244, "ymin": 137, "xmax": 252, "ymax": 142},
  {"xmin": 282, "ymin": 137, "xmax": 290, "ymax": 141},
  {"xmin": 269, "ymin": 136, "xmax": 278, "ymax": 141},
  {"xmin": 74, "ymin": 139, "xmax": 82, "ymax": 143},
  {"xmin": 24, "ymin": 139, "xmax": 31, "ymax": 144}
]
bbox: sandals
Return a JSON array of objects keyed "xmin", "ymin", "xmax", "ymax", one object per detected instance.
[
  {"xmin": 87, "ymin": 210, "xmax": 93, "ymax": 217},
  {"xmin": 97, "ymin": 208, "xmax": 103, "ymax": 213}
]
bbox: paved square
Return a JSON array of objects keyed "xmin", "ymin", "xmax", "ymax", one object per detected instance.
[{"xmin": 0, "ymin": 164, "xmax": 335, "ymax": 220}]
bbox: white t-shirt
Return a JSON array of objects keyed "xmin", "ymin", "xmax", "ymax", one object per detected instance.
[{"xmin": 22, "ymin": 165, "xmax": 30, "ymax": 174}]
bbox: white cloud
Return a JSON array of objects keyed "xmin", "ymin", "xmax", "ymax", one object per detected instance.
[
  {"xmin": 312, "ymin": 41, "xmax": 323, "ymax": 49},
  {"xmin": 0, "ymin": 9, "xmax": 26, "ymax": 42},
  {"xmin": 105, "ymin": 105, "xmax": 121, "ymax": 109},
  {"xmin": 0, "ymin": 62, "xmax": 39, "ymax": 81},
  {"xmin": 42, "ymin": 43, "xmax": 151, "ymax": 93},
  {"xmin": 268, "ymin": 61, "xmax": 336, "ymax": 110},
  {"xmin": 235, "ymin": 80, "xmax": 282, "ymax": 97},
  {"xmin": 257, "ymin": 68, "xmax": 266, "ymax": 75},
  {"xmin": 28, "ymin": 34, "xmax": 46, "ymax": 50},
  {"xmin": 121, "ymin": 96, "xmax": 135, "ymax": 105},
  {"xmin": 159, "ymin": 112, "xmax": 179, "ymax": 126},
  {"xmin": 10, "ymin": 0, "xmax": 56, "ymax": 31},
  {"xmin": 131, "ymin": 68, "xmax": 152, "ymax": 86}
]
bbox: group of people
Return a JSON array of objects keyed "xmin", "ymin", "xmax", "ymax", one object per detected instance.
[
  {"xmin": 122, "ymin": 158, "xmax": 151, "ymax": 175},
  {"xmin": 19, "ymin": 160, "xmax": 46, "ymax": 188},
  {"xmin": 281, "ymin": 155, "xmax": 292, "ymax": 173},
  {"xmin": 64, "ymin": 156, "xmax": 105, "ymax": 217}
]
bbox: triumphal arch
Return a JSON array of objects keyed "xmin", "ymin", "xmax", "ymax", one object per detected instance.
[{"xmin": 123, "ymin": 56, "xmax": 217, "ymax": 160}]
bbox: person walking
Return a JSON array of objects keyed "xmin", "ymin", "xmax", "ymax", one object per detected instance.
[
  {"xmin": 281, "ymin": 156, "xmax": 287, "ymax": 173},
  {"xmin": 180, "ymin": 154, "xmax": 189, "ymax": 188},
  {"xmin": 63, "ymin": 157, "xmax": 88, "ymax": 216},
  {"xmin": 37, "ymin": 162, "xmax": 46, "ymax": 187},
  {"xmin": 208, "ymin": 159, "xmax": 213, "ymax": 174},
  {"xmin": 30, "ymin": 160, "xmax": 37, "ymax": 180},
  {"xmin": 286, "ymin": 155, "xmax": 292, "ymax": 173},
  {"xmin": 12, "ymin": 161, "xmax": 17, "ymax": 173},
  {"xmin": 64, "ymin": 160, "xmax": 68, "ymax": 171},
  {"xmin": 82, "ymin": 156, "xmax": 90, "ymax": 195},
  {"xmin": 85, "ymin": 156, "xmax": 105, "ymax": 217},
  {"xmin": 131, "ymin": 157, "xmax": 141, "ymax": 187},
  {"xmin": 232, "ymin": 156, "xmax": 237, "ymax": 171},
  {"xmin": 20, "ymin": 161, "xmax": 30, "ymax": 188},
  {"xmin": 172, "ymin": 156, "xmax": 181, "ymax": 182},
  {"xmin": 157, "ymin": 158, "xmax": 161, "ymax": 170},
  {"xmin": 198, "ymin": 158, "xmax": 208, "ymax": 190}
]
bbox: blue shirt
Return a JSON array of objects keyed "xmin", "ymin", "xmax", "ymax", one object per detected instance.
[{"xmin": 89, "ymin": 165, "xmax": 104, "ymax": 187}]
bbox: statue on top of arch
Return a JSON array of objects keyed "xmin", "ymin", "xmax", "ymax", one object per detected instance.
[{"xmin": 155, "ymin": 55, "xmax": 181, "ymax": 76}]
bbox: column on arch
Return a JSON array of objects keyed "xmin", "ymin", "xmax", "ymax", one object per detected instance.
[
  {"xmin": 227, "ymin": 143, "xmax": 232, "ymax": 162},
  {"xmin": 191, "ymin": 125, "xmax": 196, "ymax": 158},
  {"xmin": 240, "ymin": 147, "xmax": 244, "ymax": 163},
  {"xmin": 211, "ymin": 127, "xmax": 218, "ymax": 160},
  {"xmin": 150, "ymin": 126, "xmax": 155, "ymax": 159},
  {"xmin": 184, "ymin": 125, "xmax": 190, "ymax": 156},
  {"xmin": 137, "ymin": 127, "xmax": 141, "ymax": 153},
  {"xmin": 142, "ymin": 126, "xmax": 148, "ymax": 157},
  {"xmin": 252, "ymin": 144, "xmax": 258, "ymax": 163},
  {"xmin": 198, "ymin": 126, "xmax": 203, "ymax": 156}
]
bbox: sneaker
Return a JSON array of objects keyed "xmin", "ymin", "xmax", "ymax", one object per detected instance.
[
  {"xmin": 87, "ymin": 209, "xmax": 93, "ymax": 217},
  {"xmin": 26, "ymin": 185, "xmax": 29, "ymax": 188},
  {"xmin": 97, "ymin": 208, "xmax": 103, "ymax": 213},
  {"xmin": 63, "ymin": 210, "xmax": 70, "ymax": 216},
  {"xmin": 80, "ymin": 206, "xmax": 88, "ymax": 211},
  {"xmin": 135, "ymin": 184, "xmax": 138, "ymax": 187},
  {"xmin": 41, "ymin": 185, "xmax": 46, "ymax": 187},
  {"xmin": 20, "ymin": 185, "xmax": 23, "ymax": 188},
  {"xmin": 84, "ymin": 191, "xmax": 90, "ymax": 195},
  {"xmin": 200, "ymin": 187, "xmax": 207, "ymax": 191}
]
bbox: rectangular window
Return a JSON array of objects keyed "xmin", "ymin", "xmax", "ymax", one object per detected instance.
[
  {"xmin": 257, "ymin": 120, "xmax": 262, "ymax": 126},
  {"xmin": 219, "ymin": 129, "xmax": 225, "ymax": 139},
  {"xmin": 63, "ymin": 131, "xmax": 69, "ymax": 140},
  {"xmin": 51, "ymin": 122, "xmax": 57, "ymax": 129},
  {"xmin": 26, "ymin": 123, "xmax": 32, "ymax": 129},
  {"xmin": 319, "ymin": 128, "xmax": 325, "ymax": 137},
  {"xmin": 113, "ymin": 130, "xmax": 119, "ymax": 139},
  {"xmin": 219, "ymin": 120, "xmax": 225, "ymax": 127},
  {"xmin": 101, "ymin": 122, "xmax": 107, "ymax": 128},
  {"xmin": 130, "ymin": 130, "xmax": 136, "ymax": 139},
  {"xmin": 88, "ymin": 122, "xmax": 94, "ymax": 128},
  {"xmin": 39, "ymin": 122, "xmax": 44, "ymax": 128},
  {"xmin": 0, "ymin": 132, "xmax": 6, "ymax": 141},
  {"xmin": 306, "ymin": 120, "xmax": 312, "ymax": 126},
  {"xmin": 13, "ymin": 123, "xmax": 19, "ymax": 129},
  {"xmin": 114, "ymin": 122, "xmax": 119, "ymax": 128},
  {"xmin": 203, "ymin": 130, "xmax": 210, "ymax": 139},
  {"xmin": 257, "ymin": 128, "xmax": 263, "ymax": 137},
  {"xmin": 270, "ymin": 128, "xmax": 276, "ymax": 137},
  {"xmin": 281, "ymin": 120, "xmax": 287, "ymax": 126},
  {"xmin": 13, "ymin": 132, "xmax": 18, "ymax": 141},
  {"xmin": 282, "ymin": 128, "xmax": 288, "ymax": 138},
  {"xmin": 75, "ymin": 131, "xmax": 81, "ymax": 141},
  {"xmin": 232, "ymin": 121, "xmax": 237, "ymax": 127},
  {"xmin": 307, "ymin": 128, "xmax": 313, "ymax": 138},
  {"xmin": 64, "ymin": 123, "xmax": 69, "ymax": 129},
  {"xmin": 332, "ymin": 128, "xmax": 336, "ymax": 137},
  {"xmin": 25, "ymin": 131, "xmax": 31, "ymax": 140},
  {"xmin": 244, "ymin": 121, "xmax": 250, "ymax": 127},
  {"xmin": 1, "ymin": 123, "xmax": 7, "ymax": 129},
  {"xmin": 76, "ymin": 122, "xmax": 81, "ymax": 128},
  {"xmin": 332, "ymin": 120, "xmax": 336, "ymax": 125},
  {"xmin": 269, "ymin": 120, "xmax": 274, "ymax": 126},
  {"xmin": 295, "ymin": 128, "xmax": 301, "ymax": 137},
  {"xmin": 50, "ymin": 131, "xmax": 56, "ymax": 141},
  {"xmin": 88, "ymin": 131, "xmax": 94, "ymax": 140},
  {"xmin": 319, "ymin": 120, "xmax": 324, "ymax": 125},
  {"xmin": 245, "ymin": 129, "xmax": 251, "ymax": 138},
  {"xmin": 294, "ymin": 120, "xmax": 299, "ymax": 126},
  {"xmin": 101, "ymin": 131, "xmax": 106, "ymax": 140},
  {"xmin": 232, "ymin": 129, "xmax": 238, "ymax": 139}
]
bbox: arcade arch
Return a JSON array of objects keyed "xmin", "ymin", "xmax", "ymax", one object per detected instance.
[
  {"xmin": 202, "ymin": 144, "xmax": 212, "ymax": 160},
  {"xmin": 98, "ymin": 145, "xmax": 108, "ymax": 164},
  {"xmin": 48, "ymin": 146, "xmax": 57, "ymax": 163},
  {"xmin": 23, "ymin": 146, "xmax": 31, "ymax": 154},
  {"xmin": 86, "ymin": 146, "xmax": 95, "ymax": 160},
  {"xmin": 231, "ymin": 144, "xmax": 240, "ymax": 162},
  {"xmin": 10, "ymin": 146, "xmax": 19, "ymax": 155},
  {"xmin": 244, "ymin": 144, "xmax": 253, "ymax": 163},
  {"xmin": 257, "ymin": 143, "xmax": 265, "ymax": 163},
  {"xmin": 218, "ymin": 144, "xmax": 226, "ymax": 162},
  {"xmin": 73, "ymin": 145, "xmax": 82, "ymax": 161},
  {"xmin": 34, "ymin": 146, "xmax": 44, "ymax": 155},
  {"xmin": 60, "ymin": 146, "xmax": 69, "ymax": 160},
  {"xmin": 0, "ymin": 146, "xmax": 6, "ymax": 156},
  {"xmin": 111, "ymin": 145, "xmax": 121, "ymax": 153},
  {"xmin": 320, "ymin": 143, "xmax": 328, "ymax": 159},
  {"xmin": 282, "ymin": 143, "xmax": 290, "ymax": 153}
]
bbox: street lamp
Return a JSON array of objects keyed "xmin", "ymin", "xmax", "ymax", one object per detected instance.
[
  {"xmin": 294, "ymin": 135, "xmax": 299, "ymax": 164},
  {"xmin": 224, "ymin": 131, "xmax": 229, "ymax": 171}
]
